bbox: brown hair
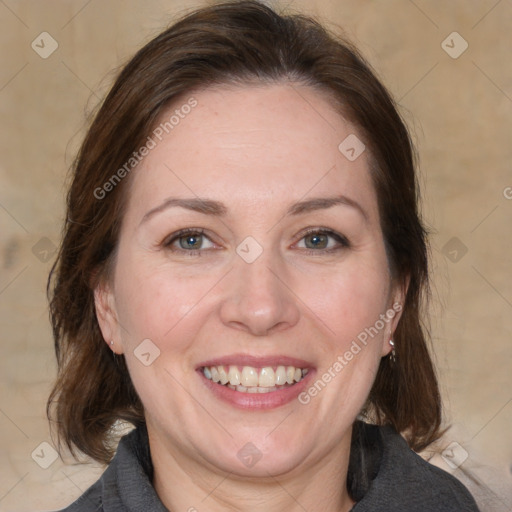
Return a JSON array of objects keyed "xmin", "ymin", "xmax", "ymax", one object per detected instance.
[{"xmin": 47, "ymin": 0, "xmax": 442, "ymax": 470}]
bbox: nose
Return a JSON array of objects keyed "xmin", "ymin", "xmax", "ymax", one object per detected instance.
[{"xmin": 219, "ymin": 249, "xmax": 300, "ymax": 336}]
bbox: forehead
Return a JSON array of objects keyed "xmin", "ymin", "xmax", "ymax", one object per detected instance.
[{"xmin": 125, "ymin": 82, "xmax": 378, "ymax": 222}]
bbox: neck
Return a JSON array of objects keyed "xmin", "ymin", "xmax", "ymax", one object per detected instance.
[{"xmin": 149, "ymin": 424, "xmax": 355, "ymax": 512}]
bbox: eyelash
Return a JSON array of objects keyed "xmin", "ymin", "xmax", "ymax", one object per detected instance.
[{"xmin": 162, "ymin": 227, "xmax": 350, "ymax": 257}]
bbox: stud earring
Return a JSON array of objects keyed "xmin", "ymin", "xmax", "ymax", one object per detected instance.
[
  {"xmin": 389, "ymin": 339, "xmax": 396, "ymax": 363},
  {"xmin": 110, "ymin": 340, "xmax": 120, "ymax": 367}
]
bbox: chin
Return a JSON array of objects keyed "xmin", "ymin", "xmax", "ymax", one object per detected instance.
[{"xmin": 201, "ymin": 431, "xmax": 314, "ymax": 478}]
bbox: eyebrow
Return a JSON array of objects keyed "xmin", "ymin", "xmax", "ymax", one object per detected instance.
[{"xmin": 140, "ymin": 195, "xmax": 368, "ymax": 225}]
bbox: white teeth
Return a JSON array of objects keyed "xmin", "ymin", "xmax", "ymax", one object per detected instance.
[
  {"xmin": 211, "ymin": 366, "xmax": 220, "ymax": 383},
  {"xmin": 258, "ymin": 367, "xmax": 275, "ymax": 387},
  {"xmin": 228, "ymin": 365, "xmax": 241, "ymax": 386},
  {"xmin": 275, "ymin": 366, "xmax": 287, "ymax": 385},
  {"xmin": 241, "ymin": 367, "xmax": 259, "ymax": 387},
  {"xmin": 202, "ymin": 364, "xmax": 308, "ymax": 393},
  {"xmin": 218, "ymin": 366, "xmax": 229, "ymax": 385}
]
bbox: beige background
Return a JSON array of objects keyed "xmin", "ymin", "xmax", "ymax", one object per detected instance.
[{"xmin": 1, "ymin": 0, "xmax": 511, "ymax": 510}]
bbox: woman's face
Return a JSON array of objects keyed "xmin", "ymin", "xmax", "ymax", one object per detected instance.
[{"xmin": 96, "ymin": 83, "xmax": 404, "ymax": 477}]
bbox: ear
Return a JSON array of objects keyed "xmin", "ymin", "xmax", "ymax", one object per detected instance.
[
  {"xmin": 94, "ymin": 278, "xmax": 124, "ymax": 355},
  {"xmin": 381, "ymin": 276, "xmax": 409, "ymax": 357}
]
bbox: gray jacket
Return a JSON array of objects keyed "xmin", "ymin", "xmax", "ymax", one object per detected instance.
[{"xmin": 58, "ymin": 422, "xmax": 480, "ymax": 511}]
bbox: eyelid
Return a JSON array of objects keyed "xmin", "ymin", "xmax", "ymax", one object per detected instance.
[
  {"xmin": 162, "ymin": 226, "xmax": 350, "ymax": 255},
  {"xmin": 293, "ymin": 227, "xmax": 350, "ymax": 252},
  {"xmin": 162, "ymin": 228, "xmax": 216, "ymax": 252},
  {"xmin": 296, "ymin": 226, "xmax": 349, "ymax": 243}
]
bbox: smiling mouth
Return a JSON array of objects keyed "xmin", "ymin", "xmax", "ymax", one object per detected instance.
[{"xmin": 201, "ymin": 365, "xmax": 309, "ymax": 394}]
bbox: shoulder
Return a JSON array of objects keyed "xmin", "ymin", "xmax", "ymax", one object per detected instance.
[
  {"xmin": 55, "ymin": 483, "xmax": 104, "ymax": 511},
  {"xmin": 55, "ymin": 424, "xmax": 167, "ymax": 511},
  {"xmin": 353, "ymin": 423, "xmax": 480, "ymax": 512},
  {"xmin": 53, "ymin": 430, "xmax": 130, "ymax": 511}
]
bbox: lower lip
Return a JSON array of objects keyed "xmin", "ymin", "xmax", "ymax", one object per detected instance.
[{"xmin": 198, "ymin": 370, "xmax": 314, "ymax": 410}]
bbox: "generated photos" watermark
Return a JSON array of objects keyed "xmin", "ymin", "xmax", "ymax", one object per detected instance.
[{"xmin": 298, "ymin": 302, "xmax": 402, "ymax": 405}]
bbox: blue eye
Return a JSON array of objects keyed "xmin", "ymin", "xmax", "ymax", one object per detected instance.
[
  {"xmin": 296, "ymin": 229, "xmax": 349, "ymax": 254},
  {"xmin": 164, "ymin": 229, "xmax": 214, "ymax": 256},
  {"xmin": 163, "ymin": 227, "xmax": 349, "ymax": 257},
  {"xmin": 178, "ymin": 233, "xmax": 203, "ymax": 250}
]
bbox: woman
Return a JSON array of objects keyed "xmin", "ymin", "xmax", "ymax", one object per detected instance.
[{"xmin": 47, "ymin": 1, "xmax": 480, "ymax": 510}]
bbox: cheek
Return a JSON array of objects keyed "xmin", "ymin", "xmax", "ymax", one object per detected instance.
[
  {"xmin": 113, "ymin": 257, "xmax": 208, "ymax": 402},
  {"xmin": 113, "ymin": 253, "xmax": 209, "ymax": 346},
  {"xmin": 299, "ymin": 255, "xmax": 391, "ymax": 346}
]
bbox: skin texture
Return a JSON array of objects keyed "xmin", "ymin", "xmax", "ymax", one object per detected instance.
[{"xmin": 95, "ymin": 82, "xmax": 405, "ymax": 512}]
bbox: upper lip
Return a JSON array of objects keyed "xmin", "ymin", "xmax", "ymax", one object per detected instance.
[{"xmin": 197, "ymin": 354, "xmax": 314, "ymax": 369}]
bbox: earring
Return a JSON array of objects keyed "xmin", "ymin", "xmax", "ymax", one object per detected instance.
[
  {"xmin": 389, "ymin": 339, "xmax": 396, "ymax": 363},
  {"xmin": 110, "ymin": 340, "xmax": 120, "ymax": 367}
]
